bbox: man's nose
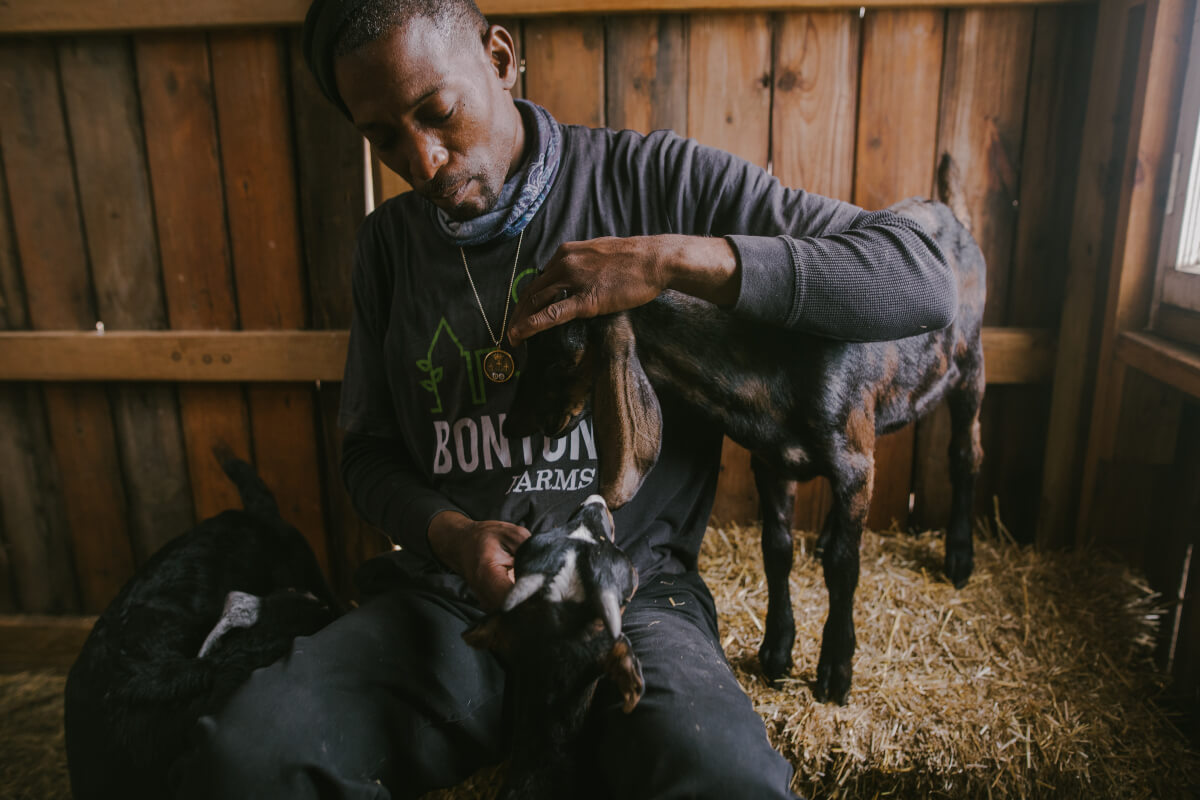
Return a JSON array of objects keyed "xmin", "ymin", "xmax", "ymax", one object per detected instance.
[{"xmin": 408, "ymin": 134, "xmax": 448, "ymax": 184}]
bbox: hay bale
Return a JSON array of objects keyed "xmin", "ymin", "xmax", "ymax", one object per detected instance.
[{"xmin": 0, "ymin": 671, "xmax": 71, "ymax": 800}]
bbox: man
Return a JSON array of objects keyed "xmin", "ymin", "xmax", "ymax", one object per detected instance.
[{"xmin": 173, "ymin": 1, "xmax": 955, "ymax": 797}]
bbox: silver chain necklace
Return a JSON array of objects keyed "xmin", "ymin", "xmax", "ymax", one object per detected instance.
[{"xmin": 460, "ymin": 229, "xmax": 523, "ymax": 383}]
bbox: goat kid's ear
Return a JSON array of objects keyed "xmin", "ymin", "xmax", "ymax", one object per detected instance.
[
  {"xmin": 462, "ymin": 614, "xmax": 510, "ymax": 657},
  {"xmin": 604, "ymin": 633, "xmax": 645, "ymax": 714},
  {"xmin": 592, "ymin": 315, "xmax": 662, "ymax": 509}
]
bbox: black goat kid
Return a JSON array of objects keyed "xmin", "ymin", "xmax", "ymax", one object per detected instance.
[
  {"xmin": 463, "ymin": 495, "xmax": 644, "ymax": 800},
  {"xmin": 64, "ymin": 450, "xmax": 340, "ymax": 800},
  {"xmin": 506, "ymin": 156, "xmax": 985, "ymax": 705}
]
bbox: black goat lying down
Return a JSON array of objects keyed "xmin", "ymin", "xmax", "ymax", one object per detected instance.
[
  {"xmin": 464, "ymin": 494, "xmax": 644, "ymax": 800},
  {"xmin": 64, "ymin": 452, "xmax": 340, "ymax": 800},
  {"xmin": 507, "ymin": 156, "xmax": 985, "ymax": 705}
]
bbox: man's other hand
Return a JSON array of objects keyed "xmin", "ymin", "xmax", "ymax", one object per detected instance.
[{"xmin": 428, "ymin": 511, "xmax": 531, "ymax": 610}]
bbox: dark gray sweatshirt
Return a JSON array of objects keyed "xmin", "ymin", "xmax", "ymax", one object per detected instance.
[{"xmin": 339, "ymin": 122, "xmax": 954, "ymax": 583}]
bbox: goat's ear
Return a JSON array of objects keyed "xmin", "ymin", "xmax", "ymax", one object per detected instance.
[
  {"xmin": 604, "ymin": 633, "xmax": 645, "ymax": 714},
  {"xmin": 462, "ymin": 614, "xmax": 510, "ymax": 657},
  {"xmin": 592, "ymin": 315, "xmax": 662, "ymax": 508}
]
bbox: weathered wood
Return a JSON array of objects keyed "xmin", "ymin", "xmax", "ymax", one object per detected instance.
[
  {"xmin": 1116, "ymin": 331, "xmax": 1200, "ymax": 400},
  {"xmin": 772, "ymin": 10, "xmax": 859, "ymax": 530},
  {"xmin": 1077, "ymin": 0, "xmax": 1192, "ymax": 543},
  {"xmin": 1037, "ymin": 0, "xmax": 1146, "ymax": 548},
  {"xmin": 605, "ymin": 14, "xmax": 689, "ymax": 136},
  {"xmin": 936, "ymin": 8, "xmax": 1037, "ymax": 536},
  {"xmin": 856, "ymin": 9, "xmax": 944, "ymax": 531},
  {"xmin": 0, "ymin": 614, "xmax": 96, "ymax": 672},
  {"xmin": 59, "ymin": 36, "xmax": 196, "ymax": 563},
  {"xmin": 210, "ymin": 30, "xmax": 330, "ymax": 575},
  {"xmin": 0, "ymin": 0, "xmax": 1095, "ymax": 35},
  {"xmin": 524, "ymin": 16, "xmax": 605, "ymax": 127},
  {"xmin": 683, "ymin": 12, "xmax": 772, "ymax": 525},
  {"xmin": 136, "ymin": 32, "xmax": 254, "ymax": 520},
  {"xmin": 0, "ymin": 39, "xmax": 135, "ymax": 613},
  {"xmin": 1156, "ymin": 303, "xmax": 1200, "ymax": 349}
]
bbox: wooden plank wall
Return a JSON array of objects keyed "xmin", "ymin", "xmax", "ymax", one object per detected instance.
[{"xmin": 0, "ymin": 8, "xmax": 1095, "ymax": 615}]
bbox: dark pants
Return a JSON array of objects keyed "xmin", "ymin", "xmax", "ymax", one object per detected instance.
[{"xmin": 171, "ymin": 570, "xmax": 800, "ymax": 799}]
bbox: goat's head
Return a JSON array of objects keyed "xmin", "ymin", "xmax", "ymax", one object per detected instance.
[
  {"xmin": 506, "ymin": 314, "xmax": 663, "ymax": 509},
  {"xmin": 462, "ymin": 495, "xmax": 644, "ymax": 713}
]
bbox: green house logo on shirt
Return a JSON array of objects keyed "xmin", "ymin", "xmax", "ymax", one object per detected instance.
[{"xmin": 418, "ymin": 317, "xmax": 510, "ymax": 415}]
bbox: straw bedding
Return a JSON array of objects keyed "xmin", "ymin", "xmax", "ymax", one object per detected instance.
[{"xmin": 3, "ymin": 523, "xmax": 1197, "ymax": 799}]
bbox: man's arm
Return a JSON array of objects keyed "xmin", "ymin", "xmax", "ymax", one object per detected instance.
[
  {"xmin": 509, "ymin": 132, "xmax": 955, "ymax": 345},
  {"xmin": 342, "ymin": 431, "xmax": 528, "ymax": 610}
]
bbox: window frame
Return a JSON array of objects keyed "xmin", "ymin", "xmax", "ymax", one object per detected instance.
[{"xmin": 1153, "ymin": 1, "xmax": 1200, "ymax": 327}]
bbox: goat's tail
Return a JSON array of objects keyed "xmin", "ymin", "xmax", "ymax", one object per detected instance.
[
  {"xmin": 936, "ymin": 153, "xmax": 972, "ymax": 232},
  {"xmin": 212, "ymin": 443, "xmax": 280, "ymax": 518}
]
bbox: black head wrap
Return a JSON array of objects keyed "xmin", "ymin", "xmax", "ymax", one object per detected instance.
[{"xmin": 302, "ymin": 0, "xmax": 370, "ymax": 119}]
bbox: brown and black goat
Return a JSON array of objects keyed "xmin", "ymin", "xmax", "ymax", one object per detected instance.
[
  {"xmin": 464, "ymin": 495, "xmax": 644, "ymax": 800},
  {"xmin": 505, "ymin": 157, "xmax": 985, "ymax": 705}
]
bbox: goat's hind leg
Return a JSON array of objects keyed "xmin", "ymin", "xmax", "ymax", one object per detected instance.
[
  {"xmin": 752, "ymin": 458, "xmax": 797, "ymax": 685},
  {"xmin": 944, "ymin": 349, "xmax": 984, "ymax": 588},
  {"xmin": 815, "ymin": 446, "xmax": 873, "ymax": 705}
]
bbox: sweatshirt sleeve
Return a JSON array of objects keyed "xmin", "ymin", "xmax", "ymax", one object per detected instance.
[
  {"xmin": 337, "ymin": 216, "xmax": 463, "ymax": 560},
  {"xmin": 654, "ymin": 132, "xmax": 957, "ymax": 341}
]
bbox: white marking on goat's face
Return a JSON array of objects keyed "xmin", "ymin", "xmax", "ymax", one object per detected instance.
[
  {"xmin": 584, "ymin": 494, "xmax": 606, "ymax": 508},
  {"xmin": 568, "ymin": 524, "xmax": 597, "ymax": 544},
  {"xmin": 546, "ymin": 548, "xmax": 585, "ymax": 603},
  {"xmin": 503, "ymin": 573, "xmax": 547, "ymax": 611}
]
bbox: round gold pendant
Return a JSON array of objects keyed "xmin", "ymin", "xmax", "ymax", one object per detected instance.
[{"xmin": 483, "ymin": 348, "xmax": 515, "ymax": 383}]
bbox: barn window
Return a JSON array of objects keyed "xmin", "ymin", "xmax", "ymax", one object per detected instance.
[{"xmin": 1157, "ymin": 4, "xmax": 1200, "ymax": 314}]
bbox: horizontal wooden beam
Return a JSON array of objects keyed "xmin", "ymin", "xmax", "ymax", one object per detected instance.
[
  {"xmin": 0, "ymin": 0, "xmax": 1091, "ymax": 34},
  {"xmin": 0, "ymin": 614, "xmax": 95, "ymax": 672},
  {"xmin": 0, "ymin": 330, "xmax": 349, "ymax": 382},
  {"xmin": 0, "ymin": 327, "xmax": 1053, "ymax": 383},
  {"xmin": 1116, "ymin": 331, "xmax": 1200, "ymax": 400}
]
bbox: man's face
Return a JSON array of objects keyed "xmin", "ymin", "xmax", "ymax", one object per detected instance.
[{"xmin": 334, "ymin": 18, "xmax": 520, "ymax": 221}]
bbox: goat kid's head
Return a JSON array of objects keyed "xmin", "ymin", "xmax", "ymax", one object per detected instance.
[
  {"xmin": 506, "ymin": 314, "xmax": 663, "ymax": 509},
  {"xmin": 462, "ymin": 495, "xmax": 644, "ymax": 713}
]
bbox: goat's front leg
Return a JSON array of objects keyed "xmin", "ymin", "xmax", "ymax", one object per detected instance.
[
  {"xmin": 752, "ymin": 458, "xmax": 797, "ymax": 685},
  {"xmin": 815, "ymin": 451, "xmax": 874, "ymax": 705}
]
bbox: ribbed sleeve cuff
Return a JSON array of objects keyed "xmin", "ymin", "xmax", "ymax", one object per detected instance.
[
  {"xmin": 385, "ymin": 492, "xmax": 464, "ymax": 564},
  {"xmin": 726, "ymin": 234, "xmax": 803, "ymax": 326}
]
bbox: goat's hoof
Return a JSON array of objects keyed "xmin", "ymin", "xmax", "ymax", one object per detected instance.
[
  {"xmin": 758, "ymin": 646, "xmax": 793, "ymax": 687},
  {"xmin": 944, "ymin": 551, "xmax": 974, "ymax": 589},
  {"xmin": 813, "ymin": 661, "xmax": 851, "ymax": 705},
  {"xmin": 814, "ymin": 531, "xmax": 830, "ymax": 559}
]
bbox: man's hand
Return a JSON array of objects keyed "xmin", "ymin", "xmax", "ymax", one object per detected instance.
[
  {"xmin": 428, "ymin": 510, "xmax": 531, "ymax": 610},
  {"xmin": 507, "ymin": 234, "xmax": 741, "ymax": 345}
]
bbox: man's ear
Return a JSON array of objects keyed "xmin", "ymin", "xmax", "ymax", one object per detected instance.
[
  {"xmin": 486, "ymin": 25, "xmax": 519, "ymax": 90},
  {"xmin": 591, "ymin": 315, "xmax": 662, "ymax": 509}
]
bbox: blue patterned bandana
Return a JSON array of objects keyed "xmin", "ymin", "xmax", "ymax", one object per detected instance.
[{"xmin": 431, "ymin": 100, "xmax": 561, "ymax": 246}]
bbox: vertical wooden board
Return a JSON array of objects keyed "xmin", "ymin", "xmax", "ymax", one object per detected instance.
[
  {"xmin": 136, "ymin": 32, "xmax": 253, "ymax": 519},
  {"xmin": 913, "ymin": 9, "xmax": 1038, "ymax": 536},
  {"xmin": 0, "ymin": 386, "xmax": 79, "ymax": 613},
  {"xmin": 0, "ymin": 39, "xmax": 135, "ymax": 612},
  {"xmin": 0, "ymin": 167, "xmax": 77, "ymax": 612},
  {"xmin": 855, "ymin": 9, "xmax": 944, "ymax": 530},
  {"xmin": 685, "ymin": 12, "xmax": 771, "ymax": 525},
  {"xmin": 989, "ymin": 6, "xmax": 1095, "ymax": 540},
  {"xmin": 59, "ymin": 35, "xmax": 195, "ymax": 562},
  {"xmin": 318, "ymin": 387, "xmax": 390, "ymax": 601},
  {"xmin": 605, "ymin": 15, "xmax": 688, "ymax": 136},
  {"xmin": 288, "ymin": 31, "xmax": 374, "ymax": 593},
  {"xmin": 1038, "ymin": 1, "xmax": 1144, "ymax": 547},
  {"xmin": 210, "ymin": 30, "xmax": 329, "ymax": 575},
  {"xmin": 289, "ymin": 28, "xmax": 366, "ymax": 331},
  {"xmin": 524, "ymin": 16, "xmax": 605, "ymax": 128},
  {"xmin": 773, "ymin": 10, "xmax": 859, "ymax": 530}
]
